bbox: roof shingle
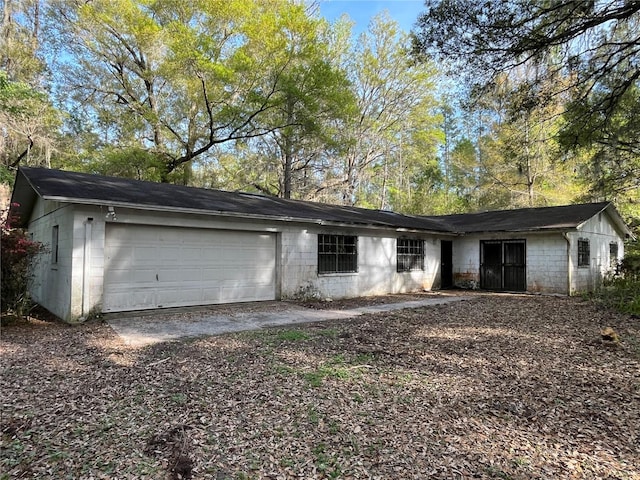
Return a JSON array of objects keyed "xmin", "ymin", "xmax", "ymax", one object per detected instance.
[{"xmin": 11, "ymin": 167, "xmax": 624, "ymax": 235}]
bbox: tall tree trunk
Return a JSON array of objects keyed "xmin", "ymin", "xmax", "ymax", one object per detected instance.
[
  {"xmin": 282, "ymin": 95, "xmax": 295, "ymax": 199},
  {"xmin": 31, "ymin": 0, "xmax": 39, "ymax": 52}
]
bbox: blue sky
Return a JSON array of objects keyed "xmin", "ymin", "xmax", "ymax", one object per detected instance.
[{"xmin": 317, "ymin": 0, "xmax": 425, "ymax": 35}]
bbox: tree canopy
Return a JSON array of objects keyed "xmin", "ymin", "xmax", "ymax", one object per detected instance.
[
  {"xmin": 47, "ymin": 0, "xmax": 348, "ymax": 182},
  {"xmin": 0, "ymin": 0, "xmax": 637, "ymax": 226},
  {"xmin": 413, "ymin": 0, "xmax": 640, "ymax": 221},
  {"xmin": 413, "ymin": 1, "xmax": 639, "ymax": 111}
]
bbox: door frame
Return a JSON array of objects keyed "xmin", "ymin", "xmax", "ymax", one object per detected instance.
[{"xmin": 440, "ymin": 240, "xmax": 453, "ymax": 288}]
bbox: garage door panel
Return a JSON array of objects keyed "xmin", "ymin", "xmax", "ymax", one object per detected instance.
[
  {"xmin": 104, "ymin": 224, "xmax": 276, "ymax": 312},
  {"xmin": 160, "ymin": 287, "xmax": 208, "ymax": 305},
  {"xmin": 158, "ymin": 268, "xmax": 203, "ymax": 282},
  {"xmin": 105, "ymin": 268, "xmax": 157, "ymax": 285},
  {"xmin": 107, "ymin": 290, "xmax": 156, "ymax": 310}
]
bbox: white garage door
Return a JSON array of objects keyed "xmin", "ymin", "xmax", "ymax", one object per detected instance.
[{"xmin": 103, "ymin": 224, "xmax": 276, "ymax": 312}]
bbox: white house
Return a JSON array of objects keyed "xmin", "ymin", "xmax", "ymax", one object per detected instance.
[{"xmin": 9, "ymin": 167, "xmax": 633, "ymax": 322}]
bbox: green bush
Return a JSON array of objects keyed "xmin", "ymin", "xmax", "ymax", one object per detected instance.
[
  {"xmin": 1, "ymin": 204, "xmax": 45, "ymax": 318},
  {"xmin": 596, "ymin": 248, "xmax": 640, "ymax": 316}
]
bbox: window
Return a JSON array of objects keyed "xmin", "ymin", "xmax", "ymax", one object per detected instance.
[
  {"xmin": 609, "ymin": 243, "xmax": 619, "ymax": 269},
  {"xmin": 577, "ymin": 238, "xmax": 590, "ymax": 267},
  {"xmin": 397, "ymin": 239, "xmax": 424, "ymax": 272},
  {"xmin": 51, "ymin": 225, "xmax": 59, "ymax": 264},
  {"xmin": 318, "ymin": 234, "xmax": 357, "ymax": 274}
]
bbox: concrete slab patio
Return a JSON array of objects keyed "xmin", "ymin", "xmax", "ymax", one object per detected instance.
[{"xmin": 106, "ymin": 295, "xmax": 471, "ymax": 347}]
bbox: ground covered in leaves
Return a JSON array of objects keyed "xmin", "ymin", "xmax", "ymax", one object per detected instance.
[{"xmin": 2, "ymin": 295, "xmax": 639, "ymax": 479}]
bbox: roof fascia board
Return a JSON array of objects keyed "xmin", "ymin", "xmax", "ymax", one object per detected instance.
[
  {"xmin": 455, "ymin": 228, "xmax": 578, "ymax": 236},
  {"xmin": 43, "ymin": 195, "xmax": 453, "ymax": 236},
  {"xmin": 575, "ymin": 203, "xmax": 634, "ymax": 239},
  {"xmin": 605, "ymin": 204, "xmax": 635, "ymax": 239}
]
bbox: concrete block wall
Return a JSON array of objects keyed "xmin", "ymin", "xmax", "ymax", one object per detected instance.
[
  {"xmin": 571, "ymin": 212, "xmax": 625, "ymax": 292},
  {"xmin": 72, "ymin": 206, "xmax": 108, "ymax": 319},
  {"xmin": 31, "ymin": 200, "xmax": 626, "ymax": 320},
  {"xmin": 279, "ymin": 228, "xmax": 441, "ymax": 300},
  {"xmin": 27, "ymin": 199, "xmax": 75, "ymax": 320},
  {"xmin": 452, "ymin": 233, "xmax": 570, "ymax": 294},
  {"xmin": 526, "ymin": 235, "xmax": 569, "ymax": 294},
  {"xmin": 451, "ymin": 237, "xmax": 480, "ymax": 288}
]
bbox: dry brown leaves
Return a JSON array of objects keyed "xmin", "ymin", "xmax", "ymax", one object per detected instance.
[{"xmin": 1, "ymin": 295, "xmax": 639, "ymax": 479}]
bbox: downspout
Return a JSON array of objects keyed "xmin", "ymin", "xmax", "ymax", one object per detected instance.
[
  {"xmin": 81, "ymin": 217, "xmax": 93, "ymax": 319},
  {"xmin": 563, "ymin": 231, "xmax": 572, "ymax": 296}
]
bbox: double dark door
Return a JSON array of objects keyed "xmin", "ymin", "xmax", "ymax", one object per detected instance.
[{"xmin": 480, "ymin": 240, "xmax": 526, "ymax": 291}]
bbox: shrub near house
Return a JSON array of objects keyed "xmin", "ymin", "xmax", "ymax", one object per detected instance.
[
  {"xmin": 1, "ymin": 204, "xmax": 45, "ymax": 319},
  {"xmin": 598, "ymin": 242, "xmax": 640, "ymax": 315}
]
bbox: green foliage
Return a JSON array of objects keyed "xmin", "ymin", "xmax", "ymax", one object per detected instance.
[
  {"xmin": 595, "ymin": 246, "xmax": 640, "ymax": 315},
  {"xmin": 1, "ymin": 205, "xmax": 46, "ymax": 318},
  {"xmin": 0, "ymin": 0, "xmax": 46, "ymax": 83},
  {"xmin": 274, "ymin": 330, "xmax": 309, "ymax": 342},
  {"xmin": 341, "ymin": 13, "xmax": 441, "ymax": 211},
  {"xmin": 413, "ymin": 0, "xmax": 639, "ymax": 215},
  {"xmin": 0, "ymin": 70, "xmax": 61, "ymax": 172},
  {"xmin": 83, "ymin": 147, "xmax": 167, "ymax": 182},
  {"xmin": 50, "ymin": 0, "xmax": 348, "ymax": 183},
  {"xmin": 596, "ymin": 277, "xmax": 640, "ymax": 316},
  {"xmin": 0, "ymin": 164, "xmax": 15, "ymax": 186},
  {"xmin": 559, "ymin": 84, "xmax": 640, "ymax": 217}
]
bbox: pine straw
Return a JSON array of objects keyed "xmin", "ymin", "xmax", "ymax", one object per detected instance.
[{"xmin": 1, "ymin": 295, "xmax": 639, "ymax": 479}]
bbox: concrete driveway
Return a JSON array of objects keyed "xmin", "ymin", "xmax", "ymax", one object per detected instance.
[{"xmin": 106, "ymin": 295, "xmax": 471, "ymax": 347}]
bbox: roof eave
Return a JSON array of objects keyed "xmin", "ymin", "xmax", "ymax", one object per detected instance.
[
  {"xmin": 9, "ymin": 169, "xmax": 39, "ymax": 227},
  {"xmin": 457, "ymin": 227, "xmax": 578, "ymax": 235},
  {"xmin": 42, "ymin": 195, "xmax": 452, "ymax": 235}
]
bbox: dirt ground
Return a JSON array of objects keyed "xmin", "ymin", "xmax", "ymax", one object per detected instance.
[{"xmin": 1, "ymin": 294, "xmax": 639, "ymax": 479}]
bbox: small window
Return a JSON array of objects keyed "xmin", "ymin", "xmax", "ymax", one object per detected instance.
[
  {"xmin": 609, "ymin": 243, "xmax": 619, "ymax": 269},
  {"xmin": 318, "ymin": 234, "xmax": 357, "ymax": 274},
  {"xmin": 51, "ymin": 225, "xmax": 59, "ymax": 264},
  {"xmin": 397, "ymin": 238, "xmax": 424, "ymax": 272},
  {"xmin": 577, "ymin": 238, "xmax": 590, "ymax": 267}
]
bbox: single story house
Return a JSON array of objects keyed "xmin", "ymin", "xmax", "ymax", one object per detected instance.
[{"xmin": 9, "ymin": 167, "xmax": 633, "ymax": 322}]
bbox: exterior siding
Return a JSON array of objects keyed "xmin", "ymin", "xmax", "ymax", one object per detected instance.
[
  {"xmin": 69, "ymin": 205, "xmax": 284, "ymax": 319},
  {"xmin": 526, "ymin": 236, "xmax": 569, "ymax": 294},
  {"xmin": 26, "ymin": 198, "xmax": 75, "ymax": 320},
  {"xmin": 32, "ymin": 204, "xmax": 444, "ymax": 320},
  {"xmin": 570, "ymin": 212, "xmax": 625, "ymax": 293},
  {"xmin": 279, "ymin": 230, "xmax": 441, "ymax": 300},
  {"xmin": 24, "ymin": 198, "xmax": 627, "ymax": 322},
  {"xmin": 453, "ymin": 233, "xmax": 570, "ymax": 294},
  {"xmin": 451, "ymin": 237, "xmax": 480, "ymax": 288}
]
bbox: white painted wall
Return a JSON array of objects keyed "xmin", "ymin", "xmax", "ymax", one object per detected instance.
[
  {"xmin": 27, "ymin": 198, "xmax": 75, "ymax": 320},
  {"xmin": 30, "ymin": 202, "xmax": 446, "ymax": 320},
  {"xmin": 71, "ymin": 205, "xmax": 284, "ymax": 319},
  {"xmin": 452, "ymin": 232, "xmax": 570, "ymax": 294},
  {"xmin": 452, "ymin": 213, "xmax": 625, "ymax": 295},
  {"xmin": 570, "ymin": 211, "xmax": 625, "ymax": 293},
  {"xmin": 30, "ymin": 199, "xmax": 624, "ymax": 321},
  {"xmin": 278, "ymin": 228, "xmax": 441, "ymax": 300},
  {"xmin": 451, "ymin": 236, "xmax": 480, "ymax": 288},
  {"xmin": 526, "ymin": 235, "xmax": 569, "ymax": 294}
]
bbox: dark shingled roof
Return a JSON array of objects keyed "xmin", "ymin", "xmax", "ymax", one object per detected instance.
[
  {"xmin": 11, "ymin": 167, "xmax": 629, "ymax": 236},
  {"xmin": 424, "ymin": 202, "xmax": 612, "ymax": 233},
  {"xmin": 11, "ymin": 167, "xmax": 451, "ymax": 232}
]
